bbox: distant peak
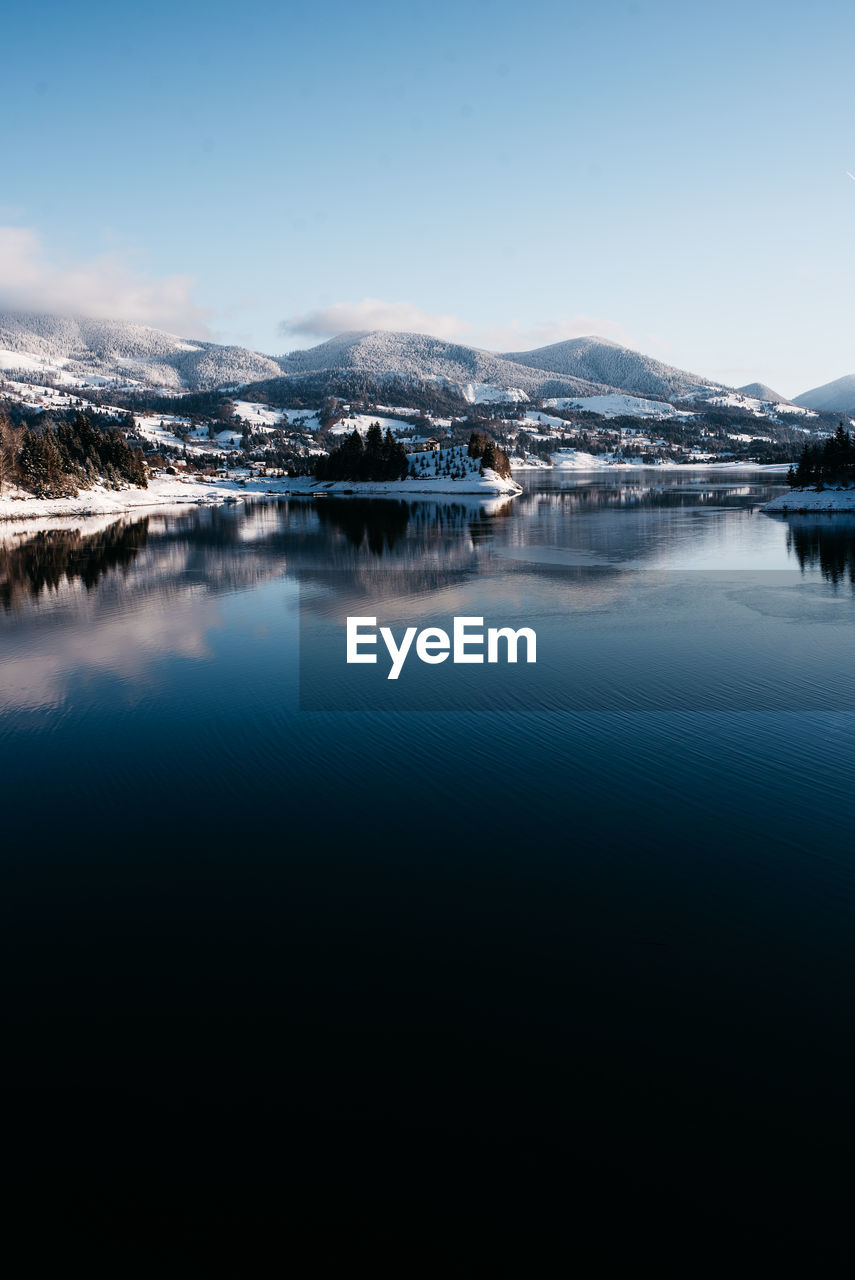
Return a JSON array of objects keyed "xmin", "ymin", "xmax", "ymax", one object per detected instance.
[{"xmin": 736, "ymin": 381, "xmax": 789, "ymax": 403}]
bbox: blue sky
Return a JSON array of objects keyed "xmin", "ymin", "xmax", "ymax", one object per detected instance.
[{"xmin": 3, "ymin": 0, "xmax": 855, "ymax": 395}]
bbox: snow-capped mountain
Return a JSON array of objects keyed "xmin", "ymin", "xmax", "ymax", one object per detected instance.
[
  {"xmin": 501, "ymin": 335, "xmax": 722, "ymax": 400},
  {"xmin": 736, "ymin": 382, "xmax": 790, "ymax": 404},
  {"xmin": 277, "ymin": 330, "xmax": 608, "ymax": 400},
  {"xmin": 792, "ymin": 374, "xmax": 855, "ymax": 414},
  {"xmin": 0, "ymin": 311, "xmax": 748, "ymax": 407},
  {"xmin": 0, "ymin": 312, "xmax": 282, "ymax": 391}
]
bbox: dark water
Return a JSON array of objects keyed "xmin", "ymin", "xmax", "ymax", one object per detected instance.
[{"xmin": 2, "ymin": 471, "xmax": 854, "ymax": 1254}]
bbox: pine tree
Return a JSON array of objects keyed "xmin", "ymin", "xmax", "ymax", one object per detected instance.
[{"xmin": 0, "ymin": 415, "xmax": 23, "ymax": 493}]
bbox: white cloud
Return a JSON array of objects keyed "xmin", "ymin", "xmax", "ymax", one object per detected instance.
[
  {"xmin": 478, "ymin": 316, "xmax": 637, "ymax": 352},
  {"xmin": 0, "ymin": 226, "xmax": 210, "ymax": 336},
  {"xmin": 280, "ymin": 297, "xmax": 635, "ymax": 353},
  {"xmin": 281, "ymin": 298, "xmax": 469, "ymax": 343}
]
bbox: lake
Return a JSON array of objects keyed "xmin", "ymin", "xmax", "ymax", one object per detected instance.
[{"xmin": 2, "ymin": 469, "xmax": 854, "ymax": 1253}]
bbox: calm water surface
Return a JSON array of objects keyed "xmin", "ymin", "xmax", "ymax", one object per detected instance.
[{"xmin": 2, "ymin": 469, "xmax": 854, "ymax": 1250}]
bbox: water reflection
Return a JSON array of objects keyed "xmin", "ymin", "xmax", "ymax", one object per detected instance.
[
  {"xmin": 315, "ymin": 498, "xmax": 411, "ymax": 553},
  {"xmin": 0, "ymin": 473, "xmax": 807, "ymax": 636},
  {"xmin": 0, "ymin": 472, "xmax": 792, "ymax": 600},
  {"xmin": 314, "ymin": 495, "xmax": 515, "ymax": 555},
  {"xmin": 0, "ymin": 471, "xmax": 825, "ymax": 710},
  {"xmin": 5, "ymin": 471, "xmax": 855, "ymax": 1242},
  {"xmin": 0, "ymin": 517, "xmax": 150, "ymax": 610},
  {"xmin": 786, "ymin": 517, "xmax": 855, "ymax": 586}
]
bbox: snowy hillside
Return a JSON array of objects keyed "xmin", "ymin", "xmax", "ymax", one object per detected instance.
[
  {"xmin": 315, "ymin": 444, "xmax": 521, "ymax": 496},
  {"xmin": 737, "ymin": 382, "xmax": 789, "ymax": 403},
  {"xmin": 501, "ymin": 335, "xmax": 720, "ymax": 400},
  {"xmin": 0, "ymin": 312, "xmax": 282, "ymax": 391},
  {"xmin": 277, "ymin": 330, "xmax": 608, "ymax": 400},
  {"xmin": 697, "ymin": 389, "xmax": 815, "ymax": 419},
  {"xmin": 764, "ymin": 487, "xmax": 855, "ymax": 513},
  {"xmin": 544, "ymin": 393, "xmax": 682, "ymax": 419},
  {"xmin": 792, "ymin": 374, "xmax": 855, "ymax": 413},
  {"xmin": 1, "ymin": 312, "xmax": 816, "ymax": 422}
]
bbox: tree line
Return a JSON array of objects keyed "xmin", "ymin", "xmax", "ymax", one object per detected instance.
[
  {"xmin": 788, "ymin": 424, "xmax": 855, "ymax": 488},
  {"xmin": 0, "ymin": 410, "xmax": 147, "ymax": 498},
  {"xmin": 314, "ymin": 423, "xmax": 409, "ymax": 482},
  {"xmin": 467, "ymin": 432, "xmax": 513, "ymax": 478}
]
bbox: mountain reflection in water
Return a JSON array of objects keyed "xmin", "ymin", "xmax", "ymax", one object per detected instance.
[{"xmin": 3, "ymin": 470, "xmax": 855, "ymax": 1255}]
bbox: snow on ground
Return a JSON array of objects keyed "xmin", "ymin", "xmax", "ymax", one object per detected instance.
[
  {"xmin": 0, "ymin": 475, "xmax": 249, "ymax": 522},
  {"xmin": 544, "ymin": 394, "xmax": 682, "ymax": 419},
  {"xmin": 0, "ymin": 348, "xmax": 67, "ymax": 374},
  {"xmin": 551, "ymin": 450, "xmax": 615, "ymax": 470},
  {"xmin": 461, "ymin": 382, "xmax": 530, "ymax": 404},
  {"xmin": 387, "ymin": 445, "xmax": 521, "ymax": 492},
  {"xmin": 0, "ymin": 378, "xmax": 82, "ymax": 410},
  {"xmin": 0, "ymin": 452, "xmax": 522, "ymax": 522},
  {"xmin": 279, "ymin": 409, "xmax": 321, "ymax": 432},
  {"xmin": 541, "ymin": 451, "xmax": 791, "ymax": 473},
  {"xmin": 701, "ymin": 392, "xmax": 817, "ymax": 418},
  {"xmin": 764, "ymin": 486, "xmax": 855, "ymax": 513},
  {"xmin": 134, "ymin": 414, "xmax": 193, "ymax": 449},
  {"xmin": 313, "ymin": 471, "xmax": 521, "ymax": 496},
  {"xmin": 134, "ymin": 413, "xmax": 245, "ymax": 455},
  {"xmin": 375, "ymin": 404, "xmax": 429, "ymax": 417},
  {"xmin": 232, "ymin": 400, "xmax": 285, "ymax": 427},
  {"xmin": 0, "ymin": 355, "xmax": 142, "ymax": 393},
  {"xmin": 520, "ymin": 411, "xmax": 571, "ymax": 429}
]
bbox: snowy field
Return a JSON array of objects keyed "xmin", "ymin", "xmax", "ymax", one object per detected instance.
[
  {"xmin": 544, "ymin": 394, "xmax": 683, "ymax": 420},
  {"xmin": 700, "ymin": 392, "xmax": 817, "ymax": 419},
  {"xmin": 460, "ymin": 382, "xmax": 529, "ymax": 404},
  {"xmin": 0, "ymin": 475, "xmax": 249, "ymax": 522},
  {"xmin": 232, "ymin": 400, "xmax": 285, "ymax": 427},
  {"xmin": 764, "ymin": 486, "xmax": 855, "ymax": 513},
  {"xmin": 0, "ymin": 458, "xmax": 521, "ymax": 523},
  {"xmin": 519, "ymin": 411, "xmax": 572, "ymax": 429},
  {"xmin": 514, "ymin": 451, "xmax": 792, "ymax": 473}
]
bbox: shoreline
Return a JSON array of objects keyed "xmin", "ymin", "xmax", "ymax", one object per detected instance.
[
  {"xmin": 0, "ymin": 470, "xmax": 522, "ymax": 524},
  {"xmin": 310, "ymin": 475, "xmax": 522, "ymax": 497},
  {"xmin": 0, "ymin": 462, "xmax": 790, "ymax": 526},
  {"xmin": 511, "ymin": 459, "xmax": 792, "ymax": 473},
  {"xmin": 763, "ymin": 486, "xmax": 855, "ymax": 514}
]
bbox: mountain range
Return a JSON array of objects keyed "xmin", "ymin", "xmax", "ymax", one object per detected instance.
[
  {"xmin": 501, "ymin": 335, "xmax": 718, "ymax": 401},
  {"xmin": 0, "ymin": 312, "xmax": 282, "ymax": 392},
  {"xmin": 792, "ymin": 374, "xmax": 855, "ymax": 414},
  {"xmin": 0, "ymin": 311, "xmax": 725, "ymax": 403},
  {"xmin": 0, "ymin": 309, "xmax": 852, "ymax": 410},
  {"xmin": 278, "ymin": 330, "xmax": 603, "ymax": 399}
]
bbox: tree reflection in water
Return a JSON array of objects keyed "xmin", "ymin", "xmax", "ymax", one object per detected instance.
[
  {"xmin": 0, "ymin": 518, "xmax": 150, "ymax": 609},
  {"xmin": 787, "ymin": 518, "xmax": 855, "ymax": 586},
  {"xmin": 314, "ymin": 499, "xmax": 411, "ymax": 554},
  {"xmin": 313, "ymin": 497, "xmax": 513, "ymax": 557}
]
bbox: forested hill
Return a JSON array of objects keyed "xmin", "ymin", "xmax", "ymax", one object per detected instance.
[{"xmin": 0, "ymin": 407, "xmax": 147, "ymax": 498}]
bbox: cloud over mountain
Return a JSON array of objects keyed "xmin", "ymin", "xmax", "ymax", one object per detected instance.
[
  {"xmin": 281, "ymin": 299, "xmax": 466, "ymax": 343},
  {"xmin": 0, "ymin": 226, "xmax": 210, "ymax": 337},
  {"xmin": 280, "ymin": 298, "xmax": 637, "ymax": 356}
]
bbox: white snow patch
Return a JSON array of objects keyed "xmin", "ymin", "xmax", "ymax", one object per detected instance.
[
  {"xmin": 764, "ymin": 486, "xmax": 855, "ymax": 513},
  {"xmin": 545, "ymin": 394, "xmax": 681, "ymax": 419}
]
